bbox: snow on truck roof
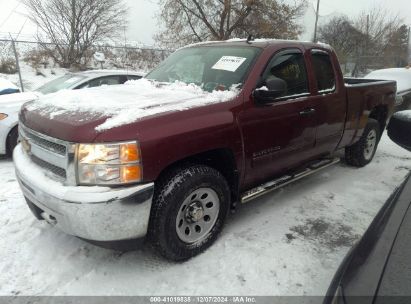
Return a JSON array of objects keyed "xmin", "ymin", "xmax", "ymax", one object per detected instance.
[{"xmin": 27, "ymin": 79, "xmax": 239, "ymax": 131}]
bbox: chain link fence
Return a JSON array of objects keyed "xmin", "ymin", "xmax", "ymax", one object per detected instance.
[
  {"xmin": 3, "ymin": 39, "xmax": 408, "ymax": 89},
  {"xmin": 0, "ymin": 39, "xmax": 172, "ymax": 91},
  {"xmin": 341, "ymin": 55, "xmax": 410, "ymax": 77}
]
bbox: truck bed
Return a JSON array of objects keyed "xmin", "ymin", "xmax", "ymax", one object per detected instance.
[
  {"xmin": 338, "ymin": 78, "xmax": 397, "ymax": 148},
  {"xmin": 344, "ymin": 77, "xmax": 397, "ymax": 87}
]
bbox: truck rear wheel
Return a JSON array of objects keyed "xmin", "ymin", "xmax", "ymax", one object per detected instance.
[
  {"xmin": 148, "ymin": 165, "xmax": 230, "ymax": 261},
  {"xmin": 345, "ymin": 118, "xmax": 380, "ymax": 167}
]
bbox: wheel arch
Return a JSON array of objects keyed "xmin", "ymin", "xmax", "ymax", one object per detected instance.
[
  {"xmin": 154, "ymin": 148, "xmax": 240, "ymax": 209},
  {"xmin": 369, "ymin": 105, "xmax": 388, "ymax": 139}
]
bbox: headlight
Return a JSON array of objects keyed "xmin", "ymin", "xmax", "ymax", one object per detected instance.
[
  {"xmin": 0, "ymin": 113, "xmax": 8, "ymax": 120},
  {"xmin": 77, "ymin": 142, "xmax": 142, "ymax": 185}
]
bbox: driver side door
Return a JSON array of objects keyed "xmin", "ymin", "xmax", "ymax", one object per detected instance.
[{"xmin": 240, "ymin": 48, "xmax": 319, "ymax": 189}]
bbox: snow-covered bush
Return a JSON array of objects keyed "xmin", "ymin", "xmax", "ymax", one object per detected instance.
[{"xmin": 0, "ymin": 58, "xmax": 17, "ymax": 74}]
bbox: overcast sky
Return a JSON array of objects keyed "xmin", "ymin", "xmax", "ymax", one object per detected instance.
[{"xmin": 0, "ymin": 0, "xmax": 409, "ymax": 45}]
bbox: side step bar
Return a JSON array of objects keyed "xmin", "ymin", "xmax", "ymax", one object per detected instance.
[{"xmin": 241, "ymin": 157, "xmax": 340, "ymax": 204}]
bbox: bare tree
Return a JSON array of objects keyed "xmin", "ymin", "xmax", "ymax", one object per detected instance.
[
  {"xmin": 155, "ymin": 0, "xmax": 306, "ymax": 48},
  {"xmin": 354, "ymin": 6, "xmax": 402, "ymax": 55},
  {"xmin": 318, "ymin": 16, "xmax": 365, "ymax": 65},
  {"xmin": 382, "ymin": 24, "xmax": 409, "ymax": 67},
  {"xmin": 24, "ymin": 0, "xmax": 127, "ymax": 68},
  {"xmin": 319, "ymin": 6, "xmax": 405, "ymax": 76},
  {"xmin": 353, "ymin": 6, "xmax": 403, "ymax": 73}
]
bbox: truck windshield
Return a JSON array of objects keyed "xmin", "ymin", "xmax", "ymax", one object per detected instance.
[
  {"xmin": 146, "ymin": 46, "xmax": 261, "ymax": 92},
  {"xmin": 35, "ymin": 74, "xmax": 86, "ymax": 95}
]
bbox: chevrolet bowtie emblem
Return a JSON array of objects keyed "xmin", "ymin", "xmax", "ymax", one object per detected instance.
[{"xmin": 21, "ymin": 138, "xmax": 31, "ymax": 154}]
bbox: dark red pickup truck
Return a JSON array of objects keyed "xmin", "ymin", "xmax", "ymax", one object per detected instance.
[{"xmin": 14, "ymin": 40, "xmax": 396, "ymax": 260}]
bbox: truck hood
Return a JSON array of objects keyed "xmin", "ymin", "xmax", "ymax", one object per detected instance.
[{"xmin": 20, "ymin": 79, "xmax": 238, "ymax": 142}]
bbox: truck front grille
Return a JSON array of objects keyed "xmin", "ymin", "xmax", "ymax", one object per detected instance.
[
  {"xmin": 31, "ymin": 155, "xmax": 67, "ymax": 179},
  {"xmin": 19, "ymin": 124, "xmax": 75, "ymax": 184},
  {"xmin": 23, "ymin": 128, "xmax": 67, "ymax": 155}
]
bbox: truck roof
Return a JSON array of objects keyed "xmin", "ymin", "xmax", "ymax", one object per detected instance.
[{"xmin": 182, "ymin": 38, "xmax": 332, "ymax": 50}]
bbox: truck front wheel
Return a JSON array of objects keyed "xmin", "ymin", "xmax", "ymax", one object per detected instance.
[
  {"xmin": 345, "ymin": 118, "xmax": 380, "ymax": 167},
  {"xmin": 148, "ymin": 165, "xmax": 230, "ymax": 261}
]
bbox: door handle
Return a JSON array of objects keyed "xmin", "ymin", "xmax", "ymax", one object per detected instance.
[{"xmin": 299, "ymin": 108, "xmax": 316, "ymax": 117}]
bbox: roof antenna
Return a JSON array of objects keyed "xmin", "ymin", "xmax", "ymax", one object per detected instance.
[{"xmin": 246, "ymin": 34, "xmax": 254, "ymax": 44}]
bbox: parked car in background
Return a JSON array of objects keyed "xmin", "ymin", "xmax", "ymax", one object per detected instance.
[
  {"xmin": 14, "ymin": 40, "xmax": 396, "ymax": 261},
  {"xmin": 365, "ymin": 68, "xmax": 411, "ymax": 111},
  {"xmin": 0, "ymin": 78, "xmax": 20, "ymax": 95},
  {"xmin": 0, "ymin": 70, "xmax": 144, "ymax": 156},
  {"xmin": 324, "ymin": 110, "xmax": 411, "ymax": 304}
]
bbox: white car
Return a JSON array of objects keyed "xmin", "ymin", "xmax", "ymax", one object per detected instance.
[
  {"xmin": 365, "ymin": 68, "xmax": 411, "ymax": 111},
  {"xmin": 0, "ymin": 77, "xmax": 20, "ymax": 95},
  {"xmin": 0, "ymin": 70, "xmax": 144, "ymax": 156}
]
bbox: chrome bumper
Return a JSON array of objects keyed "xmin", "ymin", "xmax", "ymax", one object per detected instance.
[{"xmin": 14, "ymin": 144, "xmax": 154, "ymax": 242}]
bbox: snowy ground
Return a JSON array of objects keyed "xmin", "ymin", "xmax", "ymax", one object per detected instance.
[
  {"xmin": 0, "ymin": 134, "xmax": 410, "ymax": 296},
  {"xmin": 0, "ymin": 63, "xmax": 67, "ymax": 92}
]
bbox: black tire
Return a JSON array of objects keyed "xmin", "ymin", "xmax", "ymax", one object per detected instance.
[
  {"xmin": 388, "ymin": 112, "xmax": 411, "ymax": 150},
  {"xmin": 7, "ymin": 126, "xmax": 18, "ymax": 157},
  {"xmin": 148, "ymin": 165, "xmax": 230, "ymax": 261},
  {"xmin": 345, "ymin": 118, "xmax": 380, "ymax": 167}
]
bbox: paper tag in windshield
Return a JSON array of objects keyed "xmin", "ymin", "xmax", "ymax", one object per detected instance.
[{"xmin": 212, "ymin": 56, "xmax": 247, "ymax": 72}]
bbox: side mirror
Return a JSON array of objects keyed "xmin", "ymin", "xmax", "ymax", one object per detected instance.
[
  {"xmin": 253, "ymin": 78, "xmax": 287, "ymax": 104},
  {"xmin": 387, "ymin": 111, "xmax": 411, "ymax": 151}
]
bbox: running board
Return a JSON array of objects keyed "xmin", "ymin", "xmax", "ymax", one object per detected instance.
[{"xmin": 241, "ymin": 158, "xmax": 340, "ymax": 204}]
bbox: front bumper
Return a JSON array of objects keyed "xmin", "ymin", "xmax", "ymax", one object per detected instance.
[{"xmin": 14, "ymin": 144, "xmax": 154, "ymax": 242}]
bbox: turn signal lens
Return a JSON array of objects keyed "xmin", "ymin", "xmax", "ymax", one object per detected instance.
[
  {"xmin": 0, "ymin": 113, "xmax": 8, "ymax": 120},
  {"xmin": 121, "ymin": 165, "xmax": 142, "ymax": 183},
  {"xmin": 120, "ymin": 143, "xmax": 140, "ymax": 163}
]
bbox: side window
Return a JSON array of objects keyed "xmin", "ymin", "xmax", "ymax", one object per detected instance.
[
  {"xmin": 311, "ymin": 51, "xmax": 336, "ymax": 93},
  {"xmin": 119, "ymin": 75, "xmax": 128, "ymax": 84},
  {"xmin": 127, "ymin": 75, "xmax": 142, "ymax": 81},
  {"xmin": 261, "ymin": 50, "xmax": 309, "ymax": 97},
  {"xmin": 87, "ymin": 76, "xmax": 121, "ymax": 88}
]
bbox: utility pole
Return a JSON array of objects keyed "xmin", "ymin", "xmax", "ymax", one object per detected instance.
[
  {"xmin": 408, "ymin": 26, "xmax": 411, "ymax": 64},
  {"xmin": 9, "ymin": 34, "xmax": 24, "ymax": 92},
  {"xmin": 313, "ymin": 0, "xmax": 321, "ymax": 42},
  {"xmin": 364, "ymin": 14, "xmax": 369, "ymax": 71}
]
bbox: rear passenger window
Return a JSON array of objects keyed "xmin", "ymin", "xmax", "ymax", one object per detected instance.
[
  {"xmin": 262, "ymin": 50, "xmax": 309, "ymax": 97},
  {"xmin": 311, "ymin": 51, "xmax": 336, "ymax": 93},
  {"xmin": 87, "ymin": 76, "xmax": 121, "ymax": 88},
  {"xmin": 127, "ymin": 75, "xmax": 142, "ymax": 81}
]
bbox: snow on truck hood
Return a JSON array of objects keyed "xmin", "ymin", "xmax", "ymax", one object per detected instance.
[{"xmin": 26, "ymin": 79, "xmax": 239, "ymax": 131}]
